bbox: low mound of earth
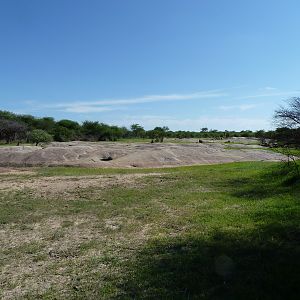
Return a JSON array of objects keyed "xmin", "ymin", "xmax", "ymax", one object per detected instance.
[{"xmin": 0, "ymin": 141, "xmax": 286, "ymax": 168}]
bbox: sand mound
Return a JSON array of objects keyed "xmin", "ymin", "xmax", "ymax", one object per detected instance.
[{"xmin": 0, "ymin": 141, "xmax": 286, "ymax": 168}]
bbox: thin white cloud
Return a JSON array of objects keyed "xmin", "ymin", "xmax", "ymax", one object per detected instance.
[
  {"xmin": 51, "ymin": 90, "xmax": 227, "ymax": 113},
  {"xmin": 64, "ymin": 106, "xmax": 116, "ymax": 113},
  {"xmin": 218, "ymin": 104, "xmax": 258, "ymax": 111},
  {"xmin": 261, "ymin": 86, "xmax": 277, "ymax": 91},
  {"xmin": 50, "ymin": 88, "xmax": 300, "ymax": 114}
]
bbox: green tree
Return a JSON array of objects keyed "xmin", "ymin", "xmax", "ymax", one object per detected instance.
[
  {"xmin": 19, "ymin": 114, "xmax": 39, "ymax": 131},
  {"xmin": 35, "ymin": 117, "xmax": 56, "ymax": 133},
  {"xmin": 53, "ymin": 126, "xmax": 75, "ymax": 142},
  {"xmin": 151, "ymin": 126, "xmax": 169, "ymax": 142},
  {"xmin": 53, "ymin": 119, "xmax": 81, "ymax": 141},
  {"xmin": 130, "ymin": 124, "xmax": 145, "ymax": 138},
  {"xmin": 82, "ymin": 121, "xmax": 101, "ymax": 141},
  {"xmin": 81, "ymin": 121, "xmax": 121, "ymax": 141},
  {"xmin": 29, "ymin": 129, "xmax": 53, "ymax": 146},
  {"xmin": 0, "ymin": 110, "xmax": 18, "ymax": 121}
]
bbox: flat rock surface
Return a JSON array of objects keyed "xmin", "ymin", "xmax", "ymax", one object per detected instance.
[{"xmin": 0, "ymin": 141, "xmax": 285, "ymax": 168}]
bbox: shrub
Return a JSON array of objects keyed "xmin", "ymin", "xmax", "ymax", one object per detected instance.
[{"xmin": 29, "ymin": 129, "xmax": 53, "ymax": 146}]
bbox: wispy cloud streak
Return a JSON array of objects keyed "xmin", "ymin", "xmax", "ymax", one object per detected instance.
[
  {"xmin": 218, "ymin": 104, "xmax": 258, "ymax": 111},
  {"xmin": 64, "ymin": 106, "xmax": 116, "ymax": 113},
  {"xmin": 52, "ymin": 90, "xmax": 227, "ymax": 113}
]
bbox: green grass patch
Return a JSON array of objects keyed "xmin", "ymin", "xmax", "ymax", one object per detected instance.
[
  {"xmin": 117, "ymin": 138, "xmax": 152, "ymax": 143},
  {"xmin": 0, "ymin": 142, "xmax": 32, "ymax": 147},
  {"xmin": 224, "ymin": 146, "xmax": 265, "ymax": 151},
  {"xmin": 268, "ymin": 147, "xmax": 300, "ymax": 157},
  {"xmin": 222, "ymin": 140, "xmax": 260, "ymax": 145}
]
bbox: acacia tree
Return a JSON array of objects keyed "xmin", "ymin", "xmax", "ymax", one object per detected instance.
[
  {"xmin": 273, "ymin": 98, "xmax": 300, "ymax": 176},
  {"xmin": 150, "ymin": 126, "xmax": 169, "ymax": 142},
  {"xmin": 274, "ymin": 97, "xmax": 300, "ymax": 148},
  {"xmin": 29, "ymin": 129, "xmax": 53, "ymax": 146},
  {"xmin": 130, "ymin": 124, "xmax": 145, "ymax": 138}
]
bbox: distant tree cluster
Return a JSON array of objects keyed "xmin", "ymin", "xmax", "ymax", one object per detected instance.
[
  {"xmin": 1, "ymin": 108, "xmax": 294, "ymax": 146},
  {"xmin": 0, "ymin": 110, "xmax": 133, "ymax": 145}
]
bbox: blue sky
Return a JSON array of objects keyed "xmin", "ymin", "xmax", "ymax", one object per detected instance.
[{"xmin": 1, "ymin": 0, "xmax": 300, "ymax": 131}]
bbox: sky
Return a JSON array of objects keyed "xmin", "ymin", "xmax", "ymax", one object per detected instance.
[{"xmin": 1, "ymin": 0, "xmax": 300, "ymax": 131}]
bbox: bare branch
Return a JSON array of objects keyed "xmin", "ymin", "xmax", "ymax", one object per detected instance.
[{"xmin": 274, "ymin": 97, "xmax": 300, "ymax": 128}]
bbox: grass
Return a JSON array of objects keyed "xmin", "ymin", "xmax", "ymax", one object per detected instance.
[
  {"xmin": 268, "ymin": 147, "xmax": 300, "ymax": 157},
  {"xmin": 0, "ymin": 161, "xmax": 299, "ymax": 299},
  {"xmin": 0, "ymin": 142, "xmax": 32, "ymax": 147},
  {"xmin": 117, "ymin": 138, "xmax": 152, "ymax": 143},
  {"xmin": 224, "ymin": 146, "xmax": 264, "ymax": 151},
  {"xmin": 222, "ymin": 140, "xmax": 260, "ymax": 145},
  {"xmin": 224, "ymin": 145, "xmax": 300, "ymax": 162}
]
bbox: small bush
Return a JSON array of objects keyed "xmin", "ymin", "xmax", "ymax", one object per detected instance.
[{"xmin": 29, "ymin": 129, "xmax": 53, "ymax": 146}]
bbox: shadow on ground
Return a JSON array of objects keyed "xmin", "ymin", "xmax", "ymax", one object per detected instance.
[
  {"xmin": 119, "ymin": 225, "xmax": 299, "ymax": 300},
  {"xmin": 117, "ymin": 165, "xmax": 300, "ymax": 300},
  {"xmin": 228, "ymin": 162, "xmax": 300, "ymax": 200}
]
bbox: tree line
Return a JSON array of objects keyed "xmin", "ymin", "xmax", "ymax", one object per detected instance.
[{"xmin": 0, "ymin": 97, "xmax": 299, "ymax": 147}]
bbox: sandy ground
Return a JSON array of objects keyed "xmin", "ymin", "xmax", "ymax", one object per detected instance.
[{"xmin": 0, "ymin": 140, "xmax": 285, "ymax": 168}]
